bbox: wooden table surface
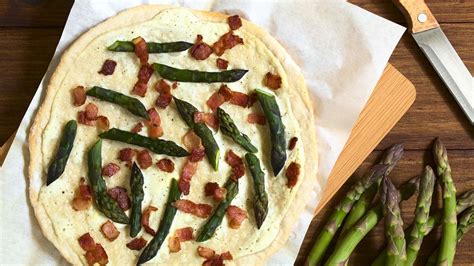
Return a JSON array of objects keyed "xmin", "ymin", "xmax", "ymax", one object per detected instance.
[{"xmin": 0, "ymin": 0, "xmax": 472, "ymax": 265}]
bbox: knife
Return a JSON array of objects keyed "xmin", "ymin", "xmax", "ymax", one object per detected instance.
[{"xmin": 393, "ymin": 0, "xmax": 474, "ymax": 124}]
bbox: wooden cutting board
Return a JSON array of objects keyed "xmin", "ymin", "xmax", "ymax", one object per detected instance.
[{"xmin": 0, "ymin": 64, "xmax": 416, "ymax": 214}]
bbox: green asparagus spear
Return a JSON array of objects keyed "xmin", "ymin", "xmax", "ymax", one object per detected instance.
[
  {"xmin": 196, "ymin": 178, "xmax": 239, "ymax": 242},
  {"xmin": 382, "ymin": 177, "xmax": 406, "ymax": 266},
  {"xmin": 99, "ymin": 128, "xmax": 188, "ymax": 157},
  {"xmin": 245, "ymin": 153, "xmax": 268, "ymax": 229},
  {"xmin": 324, "ymin": 175, "xmax": 420, "ymax": 266},
  {"xmin": 306, "ymin": 164, "xmax": 389, "ymax": 266},
  {"xmin": 426, "ymin": 206, "xmax": 474, "ymax": 266},
  {"xmin": 86, "ymin": 86, "xmax": 149, "ymax": 119},
  {"xmin": 404, "ymin": 166, "xmax": 435, "ymax": 266},
  {"xmin": 339, "ymin": 144, "xmax": 404, "ymax": 236},
  {"xmin": 433, "ymin": 138, "xmax": 457, "ymax": 266},
  {"xmin": 217, "ymin": 107, "xmax": 257, "ymax": 153},
  {"xmin": 456, "ymin": 189, "xmax": 474, "ymax": 214},
  {"xmin": 173, "ymin": 97, "xmax": 220, "ymax": 170},
  {"xmin": 47, "ymin": 120, "xmax": 77, "ymax": 186},
  {"xmin": 255, "ymin": 88, "xmax": 286, "ymax": 176},
  {"xmin": 138, "ymin": 178, "xmax": 181, "ymax": 264},
  {"xmin": 107, "ymin": 40, "xmax": 193, "ymax": 53},
  {"xmin": 153, "ymin": 63, "xmax": 248, "ymax": 83},
  {"xmin": 129, "ymin": 162, "xmax": 144, "ymax": 237},
  {"xmin": 87, "ymin": 140, "xmax": 129, "ymax": 224}
]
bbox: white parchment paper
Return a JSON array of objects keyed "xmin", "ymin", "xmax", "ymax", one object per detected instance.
[{"xmin": 0, "ymin": 0, "xmax": 404, "ymax": 264}]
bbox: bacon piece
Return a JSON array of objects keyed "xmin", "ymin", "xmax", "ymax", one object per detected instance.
[
  {"xmin": 168, "ymin": 236, "xmax": 181, "ymax": 253},
  {"xmin": 178, "ymin": 161, "xmax": 198, "ymax": 195},
  {"xmin": 218, "ymin": 85, "xmax": 234, "ymax": 101},
  {"xmin": 156, "ymin": 158, "xmax": 175, "ymax": 173},
  {"xmin": 98, "ymin": 59, "xmax": 117, "ymax": 76},
  {"xmin": 197, "ymin": 246, "xmax": 216, "ymax": 259},
  {"xmin": 78, "ymin": 233, "xmax": 96, "ymax": 251},
  {"xmin": 131, "ymin": 122, "xmax": 143, "ymax": 133},
  {"xmin": 204, "ymin": 182, "xmax": 226, "ymax": 202},
  {"xmin": 78, "ymin": 111, "xmax": 94, "ymax": 126},
  {"xmin": 85, "ymin": 103, "xmax": 99, "ymax": 120},
  {"xmin": 72, "ymin": 178, "xmax": 92, "ymax": 211},
  {"xmin": 137, "ymin": 150, "xmax": 153, "ymax": 169},
  {"xmin": 228, "ymin": 15, "xmax": 242, "ymax": 30},
  {"xmin": 288, "ymin": 137, "xmax": 298, "ymax": 150},
  {"xmin": 155, "ymin": 79, "xmax": 171, "ymax": 94},
  {"xmin": 79, "ymin": 178, "xmax": 92, "ymax": 199},
  {"xmin": 132, "ymin": 37, "xmax": 149, "ymax": 65},
  {"xmin": 203, "ymin": 257, "xmax": 224, "ymax": 266},
  {"xmin": 248, "ymin": 92, "xmax": 258, "ymax": 107},
  {"xmin": 72, "ymin": 197, "xmax": 91, "ymax": 212},
  {"xmin": 286, "ymin": 162, "xmax": 301, "ymax": 188},
  {"xmin": 142, "ymin": 206, "xmax": 158, "ymax": 236},
  {"xmin": 126, "ymin": 237, "xmax": 147, "ymax": 251},
  {"xmin": 229, "ymin": 91, "xmax": 249, "ymax": 107},
  {"xmin": 132, "ymin": 65, "xmax": 153, "ymax": 97},
  {"xmin": 118, "ymin": 148, "xmax": 135, "ymax": 166},
  {"xmin": 206, "ymin": 91, "xmax": 226, "ymax": 112},
  {"xmin": 225, "ymin": 150, "xmax": 245, "ymax": 180},
  {"xmin": 155, "ymin": 90, "xmax": 173, "ymax": 109},
  {"xmin": 85, "ymin": 243, "xmax": 108, "ymax": 266},
  {"xmin": 213, "ymin": 32, "xmax": 244, "ymax": 56},
  {"xmin": 190, "ymin": 35, "xmax": 213, "ymax": 60},
  {"xmin": 100, "ymin": 220, "xmax": 120, "ymax": 241},
  {"xmin": 247, "ymin": 113, "xmax": 266, "ymax": 125},
  {"xmin": 72, "ymin": 86, "xmax": 86, "ymax": 107},
  {"xmin": 227, "ymin": 205, "xmax": 248, "ymax": 229},
  {"xmin": 183, "ymin": 131, "xmax": 202, "ymax": 151},
  {"xmin": 96, "ymin": 116, "xmax": 110, "ymax": 131},
  {"xmin": 264, "ymin": 72, "xmax": 282, "ymax": 90},
  {"xmin": 101, "ymin": 163, "xmax": 120, "ymax": 177},
  {"xmin": 174, "ymin": 199, "xmax": 212, "ymax": 218},
  {"xmin": 172, "ymin": 81, "xmax": 178, "ymax": 89},
  {"xmin": 107, "ymin": 186, "xmax": 131, "ymax": 210},
  {"xmin": 216, "ymin": 58, "xmax": 228, "ymax": 70},
  {"xmin": 145, "ymin": 108, "xmax": 163, "ymax": 138},
  {"xmin": 175, "ymin": 227, "xmax": 193, "ymax": 242},
  {"xmin": 220, "ymin": 251, "xmax": 233, "ymax": 260},
  {"xmin": 189, "ymin": 147, "xmax": 205, "ymax": 164},
  {"xmin": 193, "ymin": 112, "xmax": 219, "ymax": 131}
]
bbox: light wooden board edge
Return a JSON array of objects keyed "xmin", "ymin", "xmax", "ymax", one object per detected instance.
[
  {"xmin": 0, "ymin": 131, "xmax": 15, "ymax": 167},
  {"xmin": 314, "ymin": 64, "xmax": 416, "ymax": 214}
]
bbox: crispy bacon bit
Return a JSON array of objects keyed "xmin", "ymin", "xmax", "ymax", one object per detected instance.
[
  {"xmin": 172, "ymin": 81, "xmax": 178, "ymax": 89},
  {"xmin": 118, "ymin": 148, "xmax": 135, "ymax": 166},
  {"xmin": 219, "ymin": 85, "xmax": 234, "ymax": 101},
  {"xmin": 183, "ymin": 131, "xmax": 202, "ymax": 151},
  {"xmin": 126, "ymin": 237, "xmax": 147, "ymax": 250},
  {"xmin": 137, "ymin": 149, "xmax": 153, "ymax": 169},
  {"xmin": 133, "ymin": 65, "xmax": 154, "ymax": 97},
  {"xmin": 100, "ymin": 220, "xmax": 120, "ymax": 241},
  {"xmin": 155, "ymin": 91, "xmax": 173, "ymax": 109},
  {"xmin": 132, "ymin": 37, "xmax": 149, "ymax": 65},
  {"xmin": 286, "ymin": 162, "xmax": 301, "ymax": 188},
  {"xmin": 189, "ymin": 147, "xmax": 206, "ymax": 163},
  {"xmin": 175, "ymin": 227, "xmax": 194, "ymax": 242},
  {"xmin": 78, "ymin": 111, "xmax": 93, "ymax": 126},
  {"xmin": 85, "ymin": 243, "xmax": 109, "ymax": 266},
  {"xmin": 72, "ymin": 86, "xmax": 86, "ymax": 107},
  {"xmin": 247, "ymin": 113, "xmax": 266, "ymax": 125},
  {"xmin": 197, "ymin": 246, "xmax": 216, "ymax": 259},
  {"xmin": 98, "ymin": 59, "xmax": 117, "ymax": 75},
  {"xmin": 107, "ymin": 186, "xmax": 131, "ymax": 210},
  {"xmin": 213, "ymin": 32, "xmax": 244, "ymax": 56},
  {"xmin": 85, "ymin": 103, "xmax": 99, "ymax": 120},
  {"xmin": 174, "ymin": 199, "xmax": 212, "ymax": 218},
  {"xmin": 227, "ymin": 205, "xmax": 248, "ymax": 229},
  {"xmin": 229, "ymin": 91, "xmax": 249, "ymax": 107},
  {"xmin": 156, "ymin": 158, "xmax": 175, "ymax": 173},
  {"xmin": 178, "ymin": 161, "xmax": 198, "ymax": 195},
  {"xmin": 78, "ymin": 233, "xmax": 96, "ymax": 251},
  {"xmin": 79, "ymin": 178, "xmax": 92, "ymax": 199},
  {"xmin": 101, "ymin": 163, "xmax": 120, "ymax": 177},
  {"xmin": 204, "ymin": 182, "xmax": 227, "ymax": 202},
  {"xmin": 146, "ymin": 108, "xmax": 163, "ymax": 138},
  {"xmin": 288, "ymin": 137, "xmax": 298, "ymax": 150},
  {"xmin": 168, "ymin": 236, "xmax": 181, "ymax": 253},
  {"xmin": 220, "ymin": 251, "xmax": 233, "ymax": 260},
  {"xmin": 216, "ymin": 58, "xmax": 228, "ymax": 70},
  {"xmin": 72, "ymin": 178, "xmax": 92, "ymax": 211},
  {"xmin": 193, "ymin": 112, "xmax": 219, "ymax": 131},
  {"xmin": 207, "ymin": 91, "xmax": 226, "ymax": 112},
  {"xmin": 190, "ymin": 35, "xmax": 213, "ymax": 60},
  {"xmin": 264, "ymin": 72, "xmax": 282, "ymax": 90},
  {"xmin": 248, "ymin": 92, "xmax": 258, "ymax": 107},
  {"xmin": 228, "ymin": 15, "xmax": 242, "ymax": 30},
  {"xmin": 155, "ymin": 79, "xmax": 171, "ymax": 94},
  {"xmin": 96, "ymin": 116, "xmax": 110, "ymax": 131},
  {"xmin": 131, "ymin": 122, "xmax": 143, "ymax": 133},
  {"xmin": 203, "ymin": 257, "xmax": 224, "ymax": 266},
  {"xmin": 225, "ymin": 150, "xmax": 245, "ymax": 180},
  {"xmin": 142, "ymin": 206, "xmax": 158, "ymax": 236}
]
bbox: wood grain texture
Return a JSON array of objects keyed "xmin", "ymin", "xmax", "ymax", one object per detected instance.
[{"xmin": 392, "ymin": 0, "xmax": 439, "ymax": 33}]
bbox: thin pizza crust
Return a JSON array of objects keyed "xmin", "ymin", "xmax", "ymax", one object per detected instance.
[{"xmin": 28, "ymin": 5, "xmax": 318, "ymax": 265}]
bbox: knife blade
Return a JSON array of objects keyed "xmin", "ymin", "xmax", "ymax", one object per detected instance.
[{"xmin": 393, "ymin": 0, "xmax": 474, "ymax": 124}]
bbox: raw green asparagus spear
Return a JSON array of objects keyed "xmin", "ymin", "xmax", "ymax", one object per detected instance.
[
  {"xmin": 255, "ymin": 88, "xmax": 286, "ymax": 176},
  {"xmin": 196, "ymin": 178, "xmax": 239, "ymax": 242},
  {"xmin": 129, "ymin": 162, "xmax": 144, "ymax": 237},
  {"xmin": 173, "ymin": 97, "xmax": 220, "ymax": 170},
  {"xmin": 339, "ymin": 144, "xmax": 404, "ymax": 236},
  {"xmin": 456, "ymin": 189, "xmax": 474, "ymax": 214},
  {"xmin": 153, "ymin": 63, "xmax": 248, "ymax": 83},
  {"xmin": 217, "ymin": 107, "xmax": 258, "ymax": 153},
  {"xmin": 426, "ymin": 206, "xmax": 474, "ymax": 266},
  {"xmin": 382, "ymin": 177, "xmax": 406, "ymax": 266},
  {"xmin": 324, "ymin": 175, "xmax": 420, "ymax": 266},
  {"xmin": 87, "ymin": 140, "xmax": 129, "ymax": 224},
  {"xmin": 86, "ymin": 86, "xmax": 149, "ymax": 119},
  {"xmin": 306, "ymin": 164, "xmax": 390, "ymax": 266},
  {"xmin": 245, "ymin": 153, "xmax": 268, "ymax": 229},
  {"xmin": 47, "ymin": 120, "xmax": 77, "ymax": 186},
  {"xmin": 433, "ymin": 138, "xmax": 457, "ymax": 266},
  {"xmin": 138, "ymin": 178, "xmax": 181, "ymax": 264},
  {"xmin": 107, "ymin": 40, "xmax": 193, "ymax": 53},
  {"xmin": 404, "ymin": 166, "xmax": 435, "ymax": 266},
  {"xmin": 99, "ymin": 128, "xmax": 188, "ymax": 157}
]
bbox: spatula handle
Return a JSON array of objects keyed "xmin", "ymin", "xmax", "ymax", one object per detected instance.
[{"xmin": 392, "ymin": 0, "xmax": 439, "ymax": 33}]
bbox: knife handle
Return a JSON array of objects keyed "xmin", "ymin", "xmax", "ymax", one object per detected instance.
[{"xmin": 392, "ymin": 0, "xmax": 439, "ymax": 33}]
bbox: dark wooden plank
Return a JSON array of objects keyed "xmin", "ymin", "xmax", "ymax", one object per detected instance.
[
  {"xmin": 0, "ymin": 0, "xmax": 73, "ymax": 27},
  {"xmin": 0, "ymin": 28, "xmax": 62, "ymax": 143},
  {"xmin": 297, "ymin": 149, "xmax": 474, "ymax": 265}
]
